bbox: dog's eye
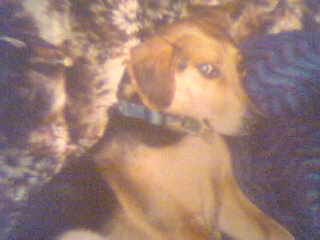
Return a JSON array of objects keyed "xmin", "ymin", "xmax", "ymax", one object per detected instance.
[{"xmin": 196, "ymin": 63, "xmax": 220, "ymax": 79}]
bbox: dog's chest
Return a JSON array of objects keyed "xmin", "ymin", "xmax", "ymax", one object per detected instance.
[{"xmin": 119, "ymin": 134, "xmax": 230, "ymax": 229}]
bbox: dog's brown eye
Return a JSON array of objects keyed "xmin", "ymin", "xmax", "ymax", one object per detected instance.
[{"xmin": 196, "ymin": 63, "xmax": 220, "ymax": 79}]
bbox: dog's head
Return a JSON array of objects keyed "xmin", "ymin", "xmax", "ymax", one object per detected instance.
[{"xmin": 128, "ymin": 18, "xmax": 252, "ymax": 136}]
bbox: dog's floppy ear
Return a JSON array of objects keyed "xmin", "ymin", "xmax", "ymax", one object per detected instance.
[{"xmin": 129, "ymin": 38, "xmax": 175, "ymax": 111}]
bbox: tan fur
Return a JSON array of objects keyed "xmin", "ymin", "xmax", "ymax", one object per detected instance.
[
  {"xmin": 93, "ymin": 128, "xmax": 293, "ymax": 239},
  {"xmin": 123, "ymin": 17, "xmax": 294, "ymax": 239}
]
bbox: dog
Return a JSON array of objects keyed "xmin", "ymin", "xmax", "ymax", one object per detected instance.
[
  {"xmin": 57, "ymin": 6, "xmax": 301, "ymax": 240},
  {"xmin": 122, "ymin": 16, "xmax": 294, "ymax": 239},
  {"xmin": 58, "ymin": 14, "xmax": 294, "ymax": 240},
  {"xmin": 59, "ymin": 15, "xmax": 293, "ymax": 239}
]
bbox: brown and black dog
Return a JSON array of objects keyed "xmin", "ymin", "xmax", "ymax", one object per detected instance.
[
  {"xmin": 58, "ymin": 15, "xmax": 294, "ymax": 240},
  {"xmin": 119, "ymin": 16, "xmax": 294, "ymax": 239},
  {"xmin": 58, "ymin": 14, "xmax": 294, "ymax": 240},
  {"xmin": 58, "ymin": 4, "xmax": 305, "ymax": 239}
]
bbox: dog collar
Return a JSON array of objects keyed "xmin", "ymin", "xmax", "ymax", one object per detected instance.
[{"xmin": 116, "ymin": 99, "xmax": 213, "ymax": 137}]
